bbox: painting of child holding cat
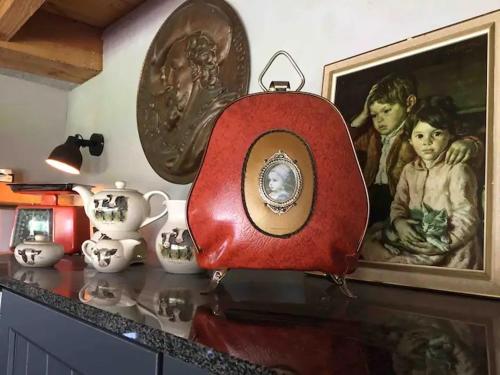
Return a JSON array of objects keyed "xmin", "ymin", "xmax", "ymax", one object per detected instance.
[{"xmin": 362, "ymin": 96, "xmax": 482, "ymax": 269}]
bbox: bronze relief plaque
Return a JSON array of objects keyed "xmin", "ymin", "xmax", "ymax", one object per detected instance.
[{"xmin": 137, "ymin": 0, "xmax": 250, "ymax": 184}]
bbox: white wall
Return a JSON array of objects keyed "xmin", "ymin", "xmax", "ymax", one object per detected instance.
[
  {"xmin": 0, "ymin": 74, "xmax": 69, "ymax": 183},
  {"xmin": 0, "ymin": 207, "xmax": 15, "ymax": 250},
  {"xmin": 65, "ymin": 0, "xmax": 188, "ymax": 198},
  {"xmin": 65, "ymin": 0, "xmax": 500, "ymax": 194}
]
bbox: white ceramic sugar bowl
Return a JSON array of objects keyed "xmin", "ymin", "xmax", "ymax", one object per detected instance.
[{"xmin": 14, "ymin": 235, "xmax": 64, "ymax": 268}]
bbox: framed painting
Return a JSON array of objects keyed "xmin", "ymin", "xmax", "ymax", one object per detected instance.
[
  {"xmin": 322, "ymin": 11, "xmax": 500, "ymax": 297},
  {"xmin": 352, "ymin": 283, "xmax": 500, "ymax": 374}
]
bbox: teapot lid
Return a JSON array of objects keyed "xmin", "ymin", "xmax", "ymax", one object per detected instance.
[{"xmin": 105, "ymin": 181, "xmax": 138, "ymax": 193}]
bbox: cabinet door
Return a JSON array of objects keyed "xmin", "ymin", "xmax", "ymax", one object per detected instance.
[
  {"xmin": 0, "ymin": 290, "xmax": 160, "ymax": 375},
  {"xmin": 162, "ymin": 354, "xmax": 208, "ymax": 375}
]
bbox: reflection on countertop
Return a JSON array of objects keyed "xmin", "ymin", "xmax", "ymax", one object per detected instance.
[{"xmin": 0, "ymin": 253, "xmax": 496, "ymax": 374}]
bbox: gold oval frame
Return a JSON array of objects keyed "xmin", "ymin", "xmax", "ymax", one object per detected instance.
[{"xmin": 258, "ymin": 150, "xmax": 303, "ymax": 214}]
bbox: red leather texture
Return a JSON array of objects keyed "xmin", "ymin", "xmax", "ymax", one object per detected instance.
[
  {"xmin": 187, "ymin": 92, "xmax": 368, "ymax": 275},
  {"xmin": 191, "ymin": 307, "xmax": 369, "ymax": 375}
]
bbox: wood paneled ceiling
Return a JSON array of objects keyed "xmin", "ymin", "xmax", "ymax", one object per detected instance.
[
  {"xmin": 42, "ymin": 0, "xmax": 146, "ymax": 28},
  {"xmin": 0, "ymin": 0, "xmax": 147, "ymax": 84}
]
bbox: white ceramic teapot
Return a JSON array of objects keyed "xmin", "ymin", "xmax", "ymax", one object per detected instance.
[
  {"xmin": 14, "ymin": 235, "xmax": 64, "ymax": 267},
  {"xmin": 82, "ymin": 238, "xmax": 140, "ymax": 273},
  {"xmin": 73, "ymin": 181, "xmax": 169, "ymax": 238}
]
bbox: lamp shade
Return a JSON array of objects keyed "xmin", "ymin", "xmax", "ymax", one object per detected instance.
[{"xmin": 46, "ymin": 136, "xmax": 82, "ymax": 175}]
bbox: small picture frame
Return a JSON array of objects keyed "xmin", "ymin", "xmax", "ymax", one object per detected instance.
[
  {"xmin": 258, "ymin": 150, "xmax": 303, "ymax": 214},
  {"xmin": 322, "ymin": 11, "xmax": 500, "ymax": 297},
  {"xmin": 10, "ymin": 208, "xmax": 53, "ymax": 248}
]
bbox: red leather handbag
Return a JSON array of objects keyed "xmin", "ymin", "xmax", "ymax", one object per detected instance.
[
  {"xmin": 187, "ymin": 52, "xmax": 368, "ymax": 291},
  {"xmin": 191, "ymin": 306, "xmax": 370, "ymax": 375}
]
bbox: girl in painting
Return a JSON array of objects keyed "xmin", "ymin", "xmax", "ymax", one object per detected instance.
[
  {"xmin": 363, "ymin": 96, "xmax": 482, "ymax": 269},
  {"xmin": 267, "ymin": 164, "xmax": 293, "ymax": 202}
]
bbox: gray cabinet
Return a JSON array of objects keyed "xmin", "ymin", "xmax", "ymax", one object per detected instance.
[
  {"xmin": 0, "ymin": 290, "xmax": 159, "ymax": 375},
  {"xmin": 162, "ymin": 356, "xmax": 208, "ymax": 375},
  {"xmin": 7, "ymin": 331, "xmax": 81, "ymax": 375}
]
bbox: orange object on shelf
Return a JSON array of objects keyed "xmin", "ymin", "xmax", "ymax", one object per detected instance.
[
  {"xmin": 0, "ymin": 183, "xmax": 41, "ymax": 206},
  {"xmin": 0, "ymin": 183, "xmax": 75, "ymax": 206}
]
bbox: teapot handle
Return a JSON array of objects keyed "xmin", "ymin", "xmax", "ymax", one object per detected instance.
[{"xmin": 140, "ymin": 191, "xmax": 170, "ymax": 228}]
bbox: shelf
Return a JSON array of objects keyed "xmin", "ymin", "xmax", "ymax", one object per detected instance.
[{"xmin": 0, "ymin": 183, "xmax": 75, "ymax": 206}]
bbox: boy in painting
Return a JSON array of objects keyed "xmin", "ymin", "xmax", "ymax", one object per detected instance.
[
  {"xmin": 351, "ymin": 73, "xmax": 481, "ymax": 225},
  {"xmin": 363, "ymin": 96, "xmax": 482, "ymax": 269}
]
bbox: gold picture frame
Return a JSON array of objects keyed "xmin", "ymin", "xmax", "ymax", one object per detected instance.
[
  {"xmin": 351, "ymin": 282, "xmax": 499, "ymax": 374},
  {"xmin": 322, "ymin": 11, "xmax": 500, "ymax": 297}
]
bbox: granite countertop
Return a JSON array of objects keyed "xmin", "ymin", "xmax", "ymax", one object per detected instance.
[{"xmin": 0, "ymin": 253, "xmax": 498, "ymax": 374}]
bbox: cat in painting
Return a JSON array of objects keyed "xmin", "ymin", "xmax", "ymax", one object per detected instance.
[{"xmin": 384, "ymin": 203, "xmax": 450, "ymax": 255}]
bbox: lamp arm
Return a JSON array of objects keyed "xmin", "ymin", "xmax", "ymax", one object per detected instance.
[{"xmin": 78, "ymin": 133, "xmax": 104, "ymax": 156}]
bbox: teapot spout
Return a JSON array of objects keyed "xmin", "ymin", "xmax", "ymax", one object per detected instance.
[{"xmin": 72, "ymin": 185, "xmax": 93, "ymax": 215}]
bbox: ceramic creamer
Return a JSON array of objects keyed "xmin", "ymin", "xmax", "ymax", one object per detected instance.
[
  {"xmin": 82, "ymin": 238, "xmax": 139, "ymax": 273},
  {"xmin": 85, "ymin": 231, "xmax": 147, "ymax": 265},
  {"xmin": 155, "ymin": 200, "xmax": 202, "ymax": 274}
]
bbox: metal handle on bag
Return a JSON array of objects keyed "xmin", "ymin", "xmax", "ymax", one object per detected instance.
[{"xmin": 258, "ymin": 50, "xmax": 306, "ymax": 92}]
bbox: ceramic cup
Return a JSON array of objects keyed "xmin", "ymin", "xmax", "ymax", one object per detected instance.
[
  {"xmin": 82, "ymin": 239, "xmax": 138, "ymax": 273},
  {"xmin": 14, "ymin": 235, "xmax": 64, "ymax": 268}
]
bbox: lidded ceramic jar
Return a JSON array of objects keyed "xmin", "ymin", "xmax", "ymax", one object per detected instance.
[
  {"xmin": 14, "ymin": 235, "xmax": 64, "ymax": 267},
  {"xmin": 73, "ymin": 181, "xmax": 169, "ymax": 238}
]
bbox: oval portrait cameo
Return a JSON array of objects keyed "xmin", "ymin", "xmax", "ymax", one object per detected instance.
[
  {"xmin": 258, "ymin": 151, "xmax": 303, "ymax": 214},
  {"xmin": 137, "ymin": 0, "xmax": 250, "ymax": 184}
]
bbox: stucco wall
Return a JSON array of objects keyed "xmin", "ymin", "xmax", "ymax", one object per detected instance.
[
  {"xmin": 65, "ymin": 0, "xmax": 500, "ymax": 194},
  {"xmin": 0, "ymin": 74, "xmax": 68, "ymax": 183}
]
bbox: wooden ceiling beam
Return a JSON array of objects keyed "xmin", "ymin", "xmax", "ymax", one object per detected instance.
[
  {"xmin": 0, "ymin": 0, "xmax": 46, "ymax": 41},
  {"xmin": 42, "ymin": 0, "xmax": 146, "ymax": 28},
  {"xmin": 0, "ymin": 10, "xmax": 102, "ymax": 83}
]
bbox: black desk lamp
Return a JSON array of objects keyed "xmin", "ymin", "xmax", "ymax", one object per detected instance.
[{"xmin": 46, "ymin": 134, "xmax": 104, "ymax": 174}]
